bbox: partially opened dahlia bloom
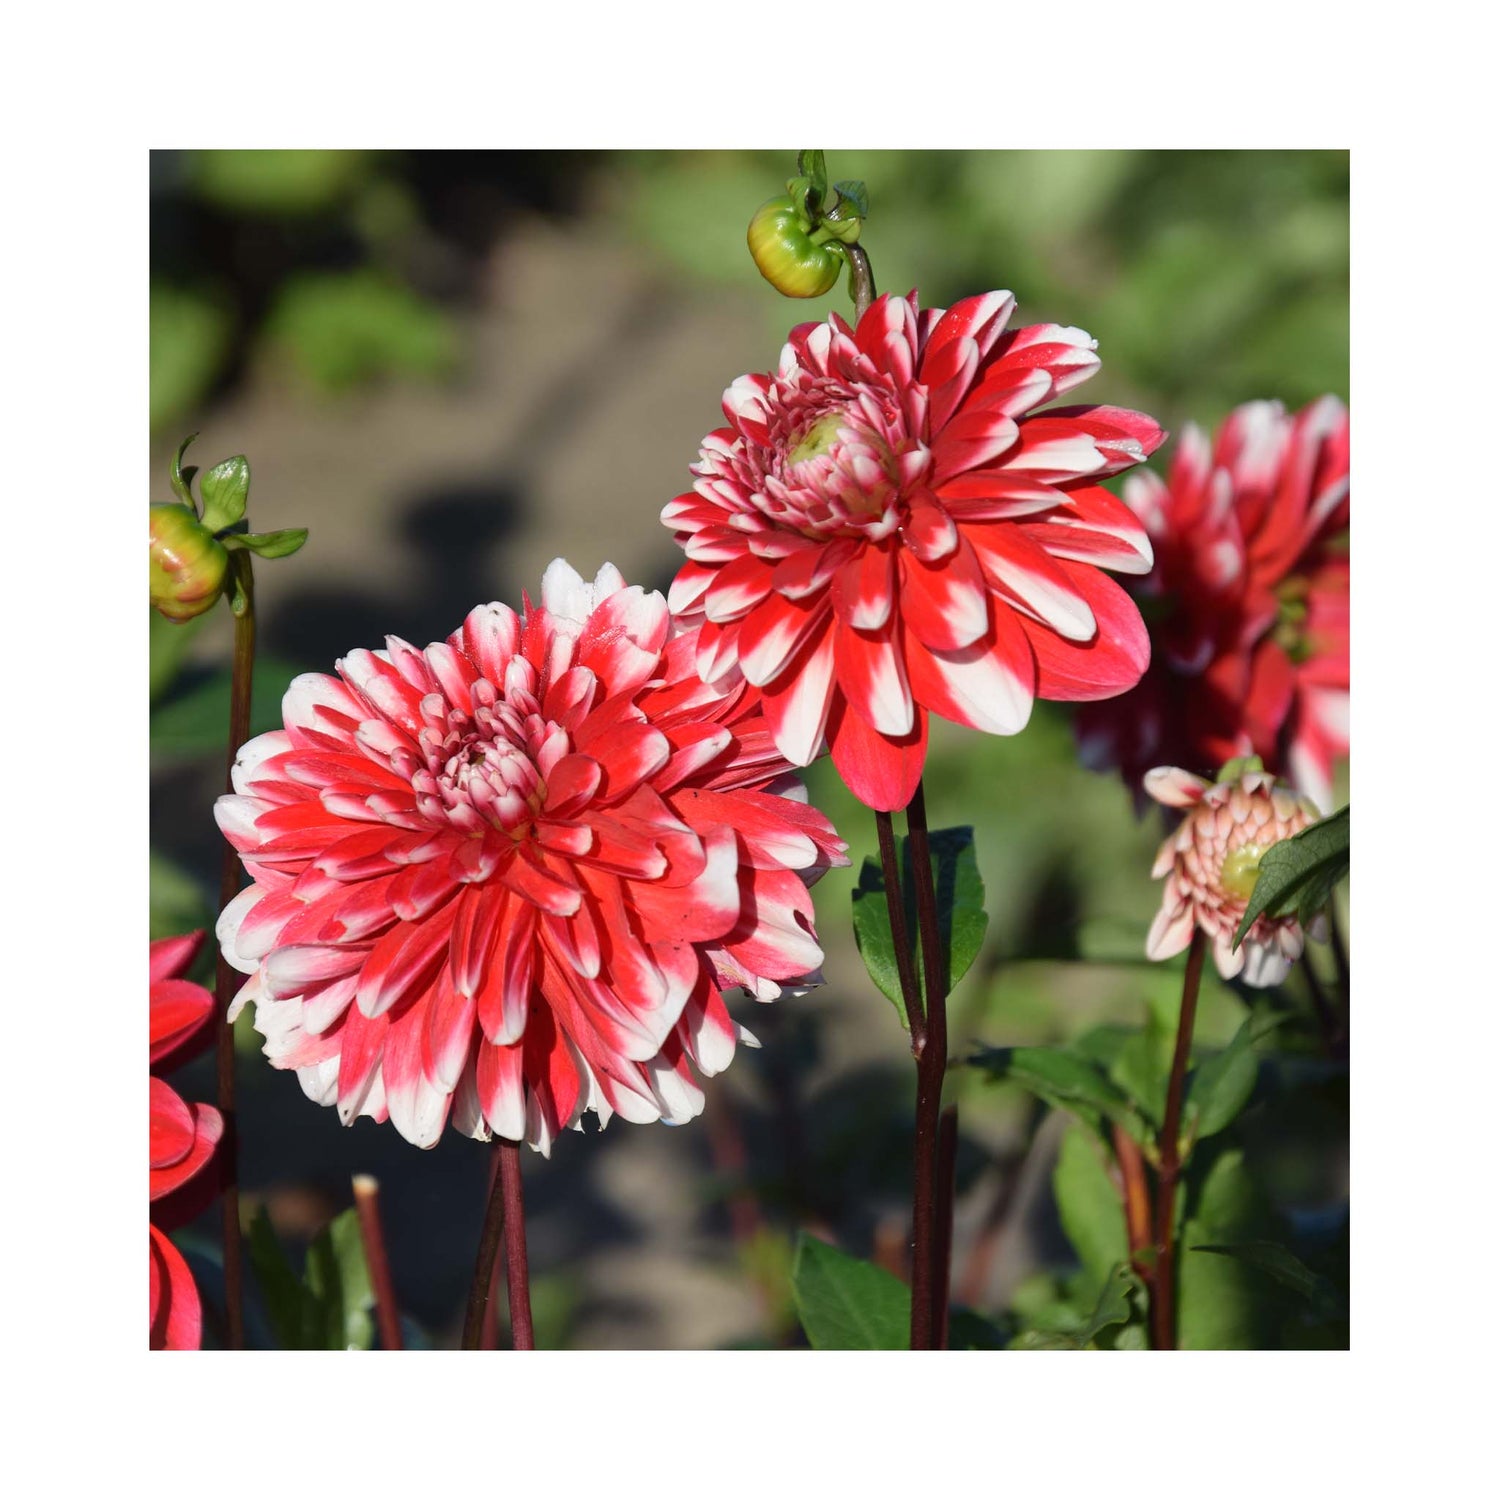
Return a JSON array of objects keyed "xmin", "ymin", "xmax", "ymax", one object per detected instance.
[
  {"xmin": 663, "ymin": 291, "xmax": 1164, "ymax": 811},
  {"xmin": 1144, "ymin": 766, "xmax": 1324, "ymax": 987},
  {"xmin": 1079, "ymin": 397, "xmax": 1349, "ymax": 810},
  {"xmin": 150, "ymin": 932, "xmax": 223, "ymax": 1351},
  {"xmin": 217, "ymin": 561, "xmax": 847, "ymax": 1153}
]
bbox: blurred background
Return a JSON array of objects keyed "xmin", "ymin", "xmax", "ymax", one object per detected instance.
[{"xmin": 150, "ymin": 149, "xmax": 1349, "ymax": 1348}]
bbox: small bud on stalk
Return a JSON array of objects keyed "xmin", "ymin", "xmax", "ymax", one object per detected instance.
[
  {"xmin": 150, "ymin": 434, "xmax": 307, "ymax": 622},
  {"xmin": 150, "ymin": 502, "xmax": 230, "ymax": 621},
  {"xmin": 747, "ymin": 150, "xmax": 868, "ymax": 300}
]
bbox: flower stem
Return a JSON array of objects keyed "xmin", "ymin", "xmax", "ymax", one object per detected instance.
[
  {"xmin": 846, "ymin": 244, "xmax": 876, "ymax": 322},
  {"xmin": 933, "ymin": 1104, "xmax": 959, "ymax": 1349},
  {"xmin": 214, "ymin": 552, "xmax": 255, "ymax": 1349},
  {"xmin": 1112, "ymin": 1122, "xmax": 1153, "ymax": 1275},
  {"xmin": 463, "ymin": 1149, "xmax": 508, "ymax": 1350},
  {"xmin": 1150, "ymin": 928, "xmax": 1206, "ymax": 1351},
  {"xmin": 904, "ymin": 781, "xmax": 952, "ymax": 1348},
  {"xmin": 352, "ymin": 1175, "xmax": 403, "ymax": 1351},
  {"xmin": 874, "ymin": 810, "xmax": 927, "ymax": 1048},
  {"xmin": 498, "ymin": 1140, "xmax": 535, "ymax": 1349}
]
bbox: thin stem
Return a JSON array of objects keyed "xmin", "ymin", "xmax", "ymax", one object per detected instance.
[
  {"xmin": 933, "ymin": 1105, "xmax": 959, "ymax": 1349},
  {"xmin": 905, "ymin": 781, "xmax": 950, "ymax": 1349},
  {"xmin": 874, "ymin": 809, "xmax": 927, "ymax": 1049},
  {"xmin": 1112, "ymin": 1123, "xmax": 1153, "ymax": 1275},
  {"xmin": 498, "ymin": 1141, "xmax": 535, "ymax": 1349},
  {"xmin": 462, "ymin": 1149, "xmax": 508, "ymax": 1350},
  {"xmin": 846, "ymin": 243, "xmax": 876, "ymax": 321},
  {"xmin": 352, "ymin": 1175, "xmax": 403, "ymax": 1351},
  {"xmin": 214, "ymin": 553, "xmax": 255, "ymax": 1350},
  {"xmin": 1150, "ymin": 929, "xmax": 1206, "ymax": 1352}
]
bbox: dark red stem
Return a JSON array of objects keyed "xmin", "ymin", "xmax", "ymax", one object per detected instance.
[
  {"xmin": 498, "ymin": 1141, "xmax": 535, "ymax": 1349},
  {"xmin": 1150, "ymin": 929, "xmax": 1206, "ymax": 1351},
  {"xmin": 462, "ymin": 1148, "xmax": 508, "ymax": 1350},
  {"xmin": 214, "ymin": 554, "xmax": 254, "ymax": 1349},
  {"xmin": 352, "ymin": 1175, "xmax": 403, "ymax": 1351}
]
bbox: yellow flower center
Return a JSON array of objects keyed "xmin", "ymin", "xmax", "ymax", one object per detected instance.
[{"xmin": 1220, "ymin": 844, "xmax": 1267, "ymax": 901}]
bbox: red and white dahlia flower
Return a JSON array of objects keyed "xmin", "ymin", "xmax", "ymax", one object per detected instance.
[
  {"xmin": 216, "ymin": 561, "xmax": 847, "ymax": 1154},
  {"xmin": 1144, "ymin": 766, "xmax": 1324, "ymax": 987},
  {"xmin": 150, "ymin": 932, "xmax": 223, "ymax": 1351},
  {"xmin": 663, "ymin": 291, "xmax": 1165, "ymax": 811},
  {"xmin": 1078, "ymin": 397, "xmax": 1349, "ymax": 811}
]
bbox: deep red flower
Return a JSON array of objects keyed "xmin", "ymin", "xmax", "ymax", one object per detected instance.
[
  {"xmin": 662, "ymin": 291, "xmax": 1164, "ymax": 811},
  {"xmin": 216, "ymin": 562, "xmax": 847, "ymax": 1153},
  {"xmin": 1078, "ymin": 397, "xmax": 1349, "ymax": 809},
  {"xmin": 150, "ymin": 932, "xmax": 223, "ymax": 1351}
]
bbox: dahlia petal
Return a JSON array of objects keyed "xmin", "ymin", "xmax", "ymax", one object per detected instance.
[
  {"xmin": 828, "ymin": 697, "xmax": 927, "ymax": 813},
  {"xmin": 769, "ymin": 538, "xmax": 857, "ymax": 600},
  {"xmin": 1023, "ymin": 485, "xmax": 1154, "ymax": 576},
  {"xmin": 1020, "ymin": 564, "xmax": 1150, "ymax": 701},
  {"xmin": 1145, "ymin": 900, "xmax": 1195, "ymax": 961},
  {"xmin": 969, "ymin": 528, "xmax": 1097, "ymax": 642},
  {"xmin": 905, "ymin": 608, "xmax": 1035, "ymax": 736},
  {"xmin": 830, "ymin": 543, "xmax": 895, "ymax": 631},
  {"xmin": 1143, "ymin": 767, "xmax": 1211, "ymax": 809},
  {"xmin": 149, "ymin": 1078, "xmax": 195, "ymax": 1170},
  {"xmin": 677, "ymin": 988, "xmax": 738, "ymax": 1077},
  {"xmin": 898, "ymin": 534, "xmax": 990, "ymax": 651},
  {"xmin": 987, "ymin": 324, "xmax": 1099, "ymax": 397},
  {"xmin": 923, "ymin": 290, "xmax": 1016, "ymax": 368},
  {"xmin": 336, "ymin": 1006, "xmax": 390, "ymax": 1122},
  {"xmin": 149, "ymin": 1224, "xmax": 203, "ymax": 1351},
  {"xmin": 834, "ymin": 622, "xmax": 913, "ymax": 736},
  {"xmin": 460, "ymin": 602, "xmax": 522, "ymax": 686},
  {"xmin": 578, "ymin": 585, "xmax": 671, "ymax": 696},
  {"xmin": 281, "ymin": 673, "xmax": 367, "ymax": 751},
  {"xmin": 150, "ymin": 1098, "xmax": 223, "ymax": 1201},
  {"xmin": 585, "ymin": 722, "xmax": 672, "ymax": 801},
  {"xmin": 149, "ymin": 979, "xmax": 214, "ymax": 1065},
  {"xmin": 476, "ymin": 1039, "xmax": 527, "ymax": 1141},
  {"xmin": 476, "ymin": 899, "xmax": 536, "ymax": 1045},
  {"xmin": 303, "ymin": 971, "xmax": 359, "ymax": 1035},
  {"xmin": 450, "ymin": 882, "xmax": 508, "ymax": 999},
  {"xmin": 930, "ymin": 412, "xmax": 1021, "ymax": 486},
  {"xmin": 702, "ymin": 554, "xmax": 776, "ymax": 624},
  {"xmin": 666, "ymin": 559, "xmax": 717, "ymax": 616},
  {"xmin": 737, "ymin": 593, "xmax": 827, "ymax": 688},
  {"xmin": 544, "ymin": 753, "xmax": 603, "ymax": 816},
  {"xmin": 923, "ymin": 333, "xmax": 980, "ymax": 433},
  {"xmin": 383, "ymin": 999, "xmax": 453, "ymax": 1148},
  {"xmin": 760, "ymin": 620, "xmax": 836, "ymax": 766},
  {"xmin": 501, "ymin": 848, "xmax": 583, "ymax": 917},
  {"xmin": 264, "ymin": 942, "xmax": 368, "ymax": 1000},
  {"xmin": 355, "ymin": 906, "xmax": 455, "ymax": 1019}
]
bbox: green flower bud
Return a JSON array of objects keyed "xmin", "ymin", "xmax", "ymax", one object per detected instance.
[
  {"xmin": 150, "ymin": 503, "xmax": 229, "ymax": 622},
  {"xmin": 747, "ymin": 196, "xmax": 843, "ymax": 298}
]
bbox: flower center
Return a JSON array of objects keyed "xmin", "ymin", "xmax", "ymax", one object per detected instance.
[
  {"xmin": 1220, "ymin": 843, "xmax": 1266, "ymax": 901},
  {"xmin": 788, "ymin": 411, "xmax": 848, "ymax": 465}
]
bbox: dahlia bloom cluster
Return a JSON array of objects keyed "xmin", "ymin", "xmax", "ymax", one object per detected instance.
[
  {"xmin": 1144, "ymin": 765, "xmax": 1324, "ymax": 987},
  {"xmin": 1078, "ymin": 397, "xmax": 1349, "ymax": 811},
  {"xmin": 150, "ymin": 932, "xmax": 223, "ymax": 1350},
  {"xmin": 663, "ymin": 291, "xmax": 1164, "ymax": 811},
  {"xmin": 217, "ymin": 561, "xmax": 847, "ymax": 1153}
]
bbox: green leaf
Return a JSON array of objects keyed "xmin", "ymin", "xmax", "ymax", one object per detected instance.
[
  {"xmin": 199, "ymin": 454, "xmax": 251, "ymax": 532},
  {"xmin": 149, "ymin": 607, "xmax": 207, "ymax": 703},
  {"xmin": 1177, "ymin": 1144, "xmax": 1282, "ymax": 1349},
  {"xmin": 1107, "ymin": 1008, "xmax": 1172, "ymax": 1127},
  {"xmin": 224, "ymin": 527, "xmax": 309, "ymax": 560},
  {"xmin": 831, "ymin": 179, "xmax": 870, "ymax": 220},
  {"xmin": 948, "ymin": 1307, "xmax": 1007, "ymax": 1349},
  {"xmin": 247, "ymin": 1207, "xmax": 313, "ymax": 1352},
  {"xmin": 1052, "ymin": 1124, "xmax": 1127, "ymax": 1288},
  {"xmin": 970, "ymin": 1044, "xmax": 1140, "ymax": 1138},
  {"xmin": 149, "ymin": 849, "xmax": 215, "ymax": 947},
  {"xmin": 304, "ymin": 1209, "xmax": 375, "ymax": 1350},
  {"xmin": 169, "ymin": 432, "xmax": 199, "ymax": 507},
  {"xmin": 790, "ymin": 1233, "xmax": 908, "ymax": 1350},
  {"xmin": 150, "ymin": 655, "xmax": 306, "ymax": 756},
  {"xmin": 1185, "ymin": 1015, "xmax": 1279, "ymax": 1144},
  {"xmin": 796, "ymin": 150, "xmax": 828, "ymax": 202},
  {"xmin": 850, "ymin": 826, "xmax": 988, "ymax": 1027},
  {"xmin": 1190, "ymin": 1241, "xmax": 1345, "ymax": 1321},
  {"xmin": 1234, "ymin": 805, "xmax": 1349, "ymax": 947},
  {"xmin": 1013, "ymin": 1263, "xmax": 1139, "ymax": 1349}
]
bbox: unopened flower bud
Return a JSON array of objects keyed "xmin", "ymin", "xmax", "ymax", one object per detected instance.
[
  {"xmin": 747, "ymin": 196, "xmax": 843, "ymax": 298},
  {"xmin": 150, "ymin": 504, "xmax": 229, "ymax": 622},
  {"xmin": 1143, "ymin": 764, "xmax": 1322, "ymax": 987}
]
